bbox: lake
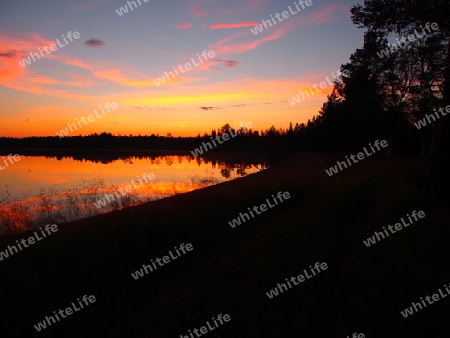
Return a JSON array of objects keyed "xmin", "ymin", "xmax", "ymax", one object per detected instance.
[{"xmin": 0, "ymin": 151, "xmax": 278, "ymax": 233}]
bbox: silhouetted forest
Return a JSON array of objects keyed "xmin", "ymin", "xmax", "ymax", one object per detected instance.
[{"xmin": 0, "ymin": 112, "xmax": 428, "ymax": 155}]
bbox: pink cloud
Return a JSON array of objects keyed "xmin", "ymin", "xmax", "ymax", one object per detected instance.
[
  {"xmin": 28, "ymin": 76, "xmax": 94, "ymax": 87},
  {"xmin": 28, "ymin": 77, "xmax": 60, "ymax": 84},
  {"xmin": 209, "ymin": 28, "xmax": 285, "ymax": 56},
  {"xmin": 0, "ymin": 32, "xmax": 171, "ymax": 98},
  {"xmin": 0, "ymin": 32, "xmax": 55, "ymax": 83},
  {"xmin": 209, "ymin": 22, "xmax": 259, "ymax": 29},
  {"xmin": 208, "ymin": 4, "xmax": 350, "ymax": 57},
  {"xmin": 177, "ymin": 23, "xmax": 192, "ymax": 29},
  {"xmin": 293, "ymin": 3, "xmax": 350, "ymax": 25}
]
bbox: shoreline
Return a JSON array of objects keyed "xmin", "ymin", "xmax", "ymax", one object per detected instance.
[{"xmin": 1, "ymin": 153, "xmax": 447, "ymax": 337}]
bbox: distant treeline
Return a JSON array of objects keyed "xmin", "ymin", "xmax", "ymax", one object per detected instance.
[
  {"xmin": 0, "ymin": 116, "xmax": 426, "ymax": 155},
  {"xmin": 0, "ymin": 126, "xmax": 301, "ymax": 152}
]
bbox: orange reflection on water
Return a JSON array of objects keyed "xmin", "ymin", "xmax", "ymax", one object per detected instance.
[{"xmin": 0, "ymin": 154, "xmax": 259, "ymax": 233}]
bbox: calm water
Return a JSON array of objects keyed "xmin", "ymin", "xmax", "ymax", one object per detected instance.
[{"xmin": 0, "ymin": 153, "xmax": 270, "ymax": 233}]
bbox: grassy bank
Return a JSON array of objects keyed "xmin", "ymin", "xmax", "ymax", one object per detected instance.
[{"xmin": 1, "ymin": 152, "xmax": 448, "ymax": 337}]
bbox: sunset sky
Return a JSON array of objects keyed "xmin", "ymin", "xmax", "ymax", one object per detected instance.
[{"xmin": 0, "ymin": 0, "xmax": 363, "ymax": 137}]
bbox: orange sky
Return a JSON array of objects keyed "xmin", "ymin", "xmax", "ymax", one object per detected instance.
[{"xmin": 0, "ymin": 0, "xmax": 360, "ymax": 137}]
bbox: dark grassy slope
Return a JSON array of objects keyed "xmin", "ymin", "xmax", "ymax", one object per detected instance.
[{"xmin": 1, "ymin": 153, "xmax": 449, "ymax": 337}]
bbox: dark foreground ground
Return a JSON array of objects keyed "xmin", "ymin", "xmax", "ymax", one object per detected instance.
[{"xmin": 1, "ymin": 152, "xmax": 449, "ymax": 337}]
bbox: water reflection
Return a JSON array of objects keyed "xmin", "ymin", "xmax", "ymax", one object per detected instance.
[{"xmin": 0, "ymin": 153, "xmax": 273, "ymax": 234}]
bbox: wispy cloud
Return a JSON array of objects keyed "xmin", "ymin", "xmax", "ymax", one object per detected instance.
[
  {"xmin": 209, "ymin": 22, "xmax": 259, "ymax": 29},
  {"xmin": 0, "ymin": 32, "xmax": 164, "ymax": 98},
  {"xmin": 0, "ymin": 32, "xmax": 53, "ymax": 84},
  {"xmin": 28, "ymin": 76, "xmax": 94, "ymax": 87},
  {"xmin": 209, "ymin": 29, "xmax": 283, "ymax": 56},
  {"xmin": 208, "ymin": 4, "xmax": 349, "ymax": 58},
  {"xmin": 177, "ymin": 23, "xmax": 192, "ymax": 29},
  {"xmin": 229, "ymin": 102, "xmax": 271, "ymax": 108}
]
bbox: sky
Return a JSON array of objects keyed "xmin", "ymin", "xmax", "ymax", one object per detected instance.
[{"xmin": 0, "ymin": 0, "xmax": 364, "ymax": 137}]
